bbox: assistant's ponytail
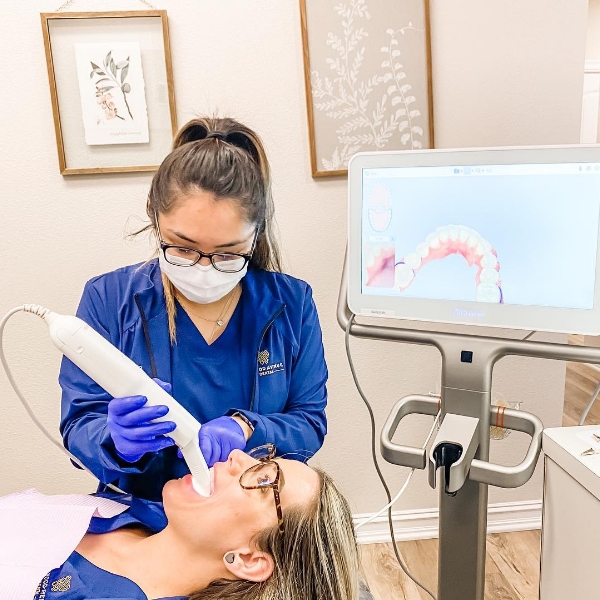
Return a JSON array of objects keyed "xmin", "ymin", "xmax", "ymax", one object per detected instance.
[{"xmin": 172, "ymin": 119, "xmax": 210, "ymax": 147}]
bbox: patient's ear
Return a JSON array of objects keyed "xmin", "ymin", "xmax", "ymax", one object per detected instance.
[{"xmin": 223, "ymin": 547, "xmax": 274, "ymax": 582}]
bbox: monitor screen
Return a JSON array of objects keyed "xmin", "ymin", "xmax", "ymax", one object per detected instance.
[{"xmin": 347, "ymin": 146, "xmax": 600, "ymax": 334}]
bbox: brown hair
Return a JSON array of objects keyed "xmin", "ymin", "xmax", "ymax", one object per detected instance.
[
  {"xmin": 188, "ymin": 469, "xmax": 360, "ymax": 600},
  {"xmin": 138, "ymin": 116, "xmax": 282, "ymax": 341}
]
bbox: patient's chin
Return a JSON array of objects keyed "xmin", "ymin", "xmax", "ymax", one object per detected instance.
[
  {"xmin": 163, "ymin": 478, "xmax": 177, "ymax": 493},
  {"xmin": 161, "ymin": 477, "xmax": 181, "ymax": 508}
]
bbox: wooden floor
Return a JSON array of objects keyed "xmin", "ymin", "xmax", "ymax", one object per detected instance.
[
  {"xmin": 360, "ymin": 348, "xmax": 600, "ymax": 600},
  {"xmin": 360, "ymin": 530, "xmax": 541, "ymax": 600}
]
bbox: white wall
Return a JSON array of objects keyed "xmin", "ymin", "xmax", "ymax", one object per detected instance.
[
  {"xmin": 582, "ymin": 0, "xmax": 600, "ymax": 142},
  {"xmin": 0, "ymin": 0, "xmax": 588, "ymax": 519},
  {"xmin": 588, "ymin": 0, "xmax": 600, "ymax": 62}
]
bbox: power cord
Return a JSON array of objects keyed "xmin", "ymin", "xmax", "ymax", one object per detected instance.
[
  {"xmin": 579, "ymin": 376, "xmax": 600, "ymax": 425},
  {"xmin": 345, "ymin": 315, "xmax": 437, "ymax": 600},
  {"xmin": 355, "ymin": 411, "xmax": 440, "ymax": 530},
  {"xmin": 0, "ymin": 306, "xmax": 125, "ymax": 494}
]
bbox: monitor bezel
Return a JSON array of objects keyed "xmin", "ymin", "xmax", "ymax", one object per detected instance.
[{"xmin": 347, "ymin": 145, "xmax": 600, "ymax": 335}]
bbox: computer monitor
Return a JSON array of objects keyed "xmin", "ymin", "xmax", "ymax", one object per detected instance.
[{"xmin": 347, "ymin": 145, "xmax": 600, "ymax": 335}]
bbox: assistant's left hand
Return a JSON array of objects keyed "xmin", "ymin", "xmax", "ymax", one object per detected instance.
[{"xmin": 197, "ymin": 416, "xmax": 247, "ymax": 467}]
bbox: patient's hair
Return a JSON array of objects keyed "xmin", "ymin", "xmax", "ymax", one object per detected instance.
[
  {"xmin": 133, "ymin": 116, "xmax": 282, "ymax": 342},
  {"xmin": 188, "ymin": 468, "xmax": 360, "ymax": 600}
]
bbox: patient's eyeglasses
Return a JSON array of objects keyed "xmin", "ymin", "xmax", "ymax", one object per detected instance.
[{"xmin": 240, "ymin": 443, "xmax": 284, "ymax": 535}]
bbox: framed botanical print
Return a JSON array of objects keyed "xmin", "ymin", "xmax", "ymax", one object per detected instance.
[
  {"xmin": 41, "ymin": 10, "xmax": 177, "ymax": 175},
  {"xmin": 300, "ymin": 0, "xmax": 434, "ymax": 177}
]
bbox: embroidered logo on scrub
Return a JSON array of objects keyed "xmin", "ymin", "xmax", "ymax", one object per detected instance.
[
  {"xmin": 51, "ymin": 575, "xmax": 72, "ymax": 592},
  {"xmin": 257, "ymin": 349, "xmax": 284, "ymax": 376}
]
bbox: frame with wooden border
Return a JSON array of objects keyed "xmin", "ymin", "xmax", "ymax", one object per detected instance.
[
  {"xmin": 300, "ymin": 0, "xmax": 434, "ymax": 178},
  {"xmin": 41, "ymin": 10, "xmax": 177, "ymax": 175}
]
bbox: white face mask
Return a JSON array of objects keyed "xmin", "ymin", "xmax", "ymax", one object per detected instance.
[{"xmin": 159, "ymin": 254, "xmax": 248, "ymax": 304}]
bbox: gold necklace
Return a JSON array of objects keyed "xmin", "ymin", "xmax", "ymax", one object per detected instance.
[
  {"xmin": 179, "ymin": 287, "xmax": 236, "ymax": 326},
  {"xmin": 208, "ymin": 287, "xmax": 239, "ymax": 343},
  {"xmin": 179, "ymin": 286, "xmax": 239, "ymax": 343}
]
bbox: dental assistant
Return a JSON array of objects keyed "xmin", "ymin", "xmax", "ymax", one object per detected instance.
[{"xmin": 59, "ymin": 117, "xmax": 328, "ymax": 502}]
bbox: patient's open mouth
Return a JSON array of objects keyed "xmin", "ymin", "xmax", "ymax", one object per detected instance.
[{"xmin": 188, "ymin": 467, "xmax": 217, "ymax": 497}]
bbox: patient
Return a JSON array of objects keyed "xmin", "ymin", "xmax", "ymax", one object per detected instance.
[{"xmin": 39, "ymin": 445, "xmax": 360, "ymax": 600}]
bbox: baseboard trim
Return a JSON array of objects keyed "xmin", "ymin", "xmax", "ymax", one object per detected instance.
[
  {"xmin": 354, "ymin": 500, "xmax": 542, "ymax": 545},
  {"xmin": 585, "ymin": 59, "xmax": 600, "ymax": 74}
]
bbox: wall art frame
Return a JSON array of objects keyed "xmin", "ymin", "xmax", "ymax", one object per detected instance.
[
  {"xmin": 41, "ymin": 10, "xmax": 177, "ymax": 175},
  {"xmin": 300, "ymin": 0, "xmax": 434, "ymax": 178}
]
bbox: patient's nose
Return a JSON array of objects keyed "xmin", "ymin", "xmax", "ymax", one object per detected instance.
[{"xmin": 228, "ymin": 449, "xmax": 255, "ymax": 475}]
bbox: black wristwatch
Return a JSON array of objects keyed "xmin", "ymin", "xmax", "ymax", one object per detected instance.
[{"xmin": 231, "ymin": 411, "xmax": 255, "ymax": 432}]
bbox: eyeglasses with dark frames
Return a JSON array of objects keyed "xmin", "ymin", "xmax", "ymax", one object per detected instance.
[
  {"xmin": 156, "ymin": 216, "xmax": 259, "ymax": 273},
  {"xmin": 240, "ymin": 443, "xmax": 284, "ymax": 535}
]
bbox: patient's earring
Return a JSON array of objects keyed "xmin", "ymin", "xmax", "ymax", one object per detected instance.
[{"xmin": 224, "ymin": 552, "xmax": 235, "ymax": 564}]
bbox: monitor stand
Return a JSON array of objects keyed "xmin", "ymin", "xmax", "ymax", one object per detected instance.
[{"xmin": 338, "ymin": 255, "xmax": 600, "ymax": 600}]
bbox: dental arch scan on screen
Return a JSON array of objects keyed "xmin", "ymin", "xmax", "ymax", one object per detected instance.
[{"xmin": 348, "ymin": 150, "xmax": 600, "ymax": 334}]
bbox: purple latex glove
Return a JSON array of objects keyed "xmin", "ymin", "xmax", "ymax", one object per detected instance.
[
  {"xmin": 107, "ymin": 378, "xmax": 176, "ymax": 463},
  {"xmin": 180, "ymin": 416, "xmax": 246, "ymax": 468}
]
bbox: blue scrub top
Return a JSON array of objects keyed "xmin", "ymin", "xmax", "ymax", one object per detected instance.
[
  {"xmin": 34, "ymin": 551, "xmax": 186, "ymax": 600},
  {"xmin": 59, "ymin": 263, "xmax": 329, "ymax": 501},
  {"xmin": 171, "ymin": 295, "xmax": 246, "ymax": 424}
]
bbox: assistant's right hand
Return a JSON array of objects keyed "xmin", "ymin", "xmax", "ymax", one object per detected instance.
[{"xmin": 107, "ymin": 383, "xmax": 176, "ymax": 463}]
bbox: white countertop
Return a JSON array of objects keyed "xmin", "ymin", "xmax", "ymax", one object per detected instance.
[{"xmin": 543, "ymin": 425, "xmax": 600, "ymax": 501}]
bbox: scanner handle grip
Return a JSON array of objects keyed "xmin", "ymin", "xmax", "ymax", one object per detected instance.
[
  {"xmin": 469, "ymin": 406, "xmax": 543, "ymax": 488},
  {"xmin": 380, "ymin": 395, "xmax": 440, "ymax": 470}
]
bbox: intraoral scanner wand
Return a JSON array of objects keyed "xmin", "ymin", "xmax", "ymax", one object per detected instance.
[{"xmin": 28, "ymin": 306, "xmax": 212, "ymax": 497}]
